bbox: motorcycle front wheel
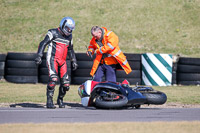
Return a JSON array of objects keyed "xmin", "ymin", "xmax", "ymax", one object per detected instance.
[{"xmin": 95, "ymin": 94, "xmax": 128, "ymax": 109}]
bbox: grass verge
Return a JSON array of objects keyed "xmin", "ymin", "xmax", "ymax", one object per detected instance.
[
  {"xmin": 0, "ymin": 80, "xmax": 200, "ymax": 105},
  {"xmin": 1, "ymin": 0, "xmax": 200, "ymax": 57},
  {"xmin": 0, "ymin": 122, "xmax": 200, "ymax": 133}
]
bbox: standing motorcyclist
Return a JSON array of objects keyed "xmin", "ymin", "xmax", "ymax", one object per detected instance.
[{"xmin": 35, "ymin": 17, "xmax": 78, "ymax": 109}]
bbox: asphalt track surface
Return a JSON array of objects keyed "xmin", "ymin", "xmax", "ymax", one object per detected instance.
[{"xmin": 0, "ymin": 103, "xmax": 200, "ymax": 123}]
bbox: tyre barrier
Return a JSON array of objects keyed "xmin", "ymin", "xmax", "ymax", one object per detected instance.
[
  {"xmin": 177, "ymin": 57, "xmax": 200, "ymax": 85},
  {"xmin": 71, "ymin": 53, "xmax": 94, "ymax": 84},
  {"xmin": 0, "ymin": 54, "xmax": 7, "ymax": 80},
  {"xmin": 1, "ymin": 52, "xmax": 200, "ymax": 86},
  {"xmin": 172, "ymin": 62, "xmax": 177, "ymax": 85},
  {"xmin": 5, "ymin": 52, "xmax": 38, "ymax": 83},
  {"xmin": 116, "ymin": 70, "xmax": 141, "ymax": 85},
  {"xmin": 118, "ymin": 53, "xmax": 142, "ymax": 85}
]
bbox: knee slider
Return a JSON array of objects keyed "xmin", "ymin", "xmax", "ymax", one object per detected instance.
[
  {"xmin": 63, "ymin": 84, "xmax": 70, "ymax": 91},
  {"xmin": 62, "ymin": 80, "xmax": 70, "ymax": 91},
  {"xmin": 47, "ymin": 76, "xmax": 58, "ymax": 90}
]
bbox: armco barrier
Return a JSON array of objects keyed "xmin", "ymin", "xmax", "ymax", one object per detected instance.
[{"xmin": 0, "ymin": 52, "xmax": 200, "ymax": 86}]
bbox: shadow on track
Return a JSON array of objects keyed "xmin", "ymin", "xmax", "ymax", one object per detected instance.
[
  {"xmin": 9, "ymin": 102, "xmax": 84, "ymax": 109},
  {"xmin": 9, "ymin": 102, "xmax": 162, "ymax": 111},
  {"xmin": 10, "ymin": 103, "xmax": 45, "ymax": 108}
]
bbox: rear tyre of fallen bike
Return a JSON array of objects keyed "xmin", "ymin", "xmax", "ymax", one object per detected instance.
[{"xmin": 142, "ymin": 91, "xmax": 167, "ymax": 105}]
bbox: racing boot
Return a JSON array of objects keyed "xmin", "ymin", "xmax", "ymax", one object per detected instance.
[
  {"xmin": 46, "ymin": 89, "xmax": 56, "ymax": 109},
  {"xmin": 57, "ymin": 86, "xmax": 68, "ymax": 108}
]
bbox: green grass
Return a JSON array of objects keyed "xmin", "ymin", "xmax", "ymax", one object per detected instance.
[
  {"xmin": 0, "ymin": 80, "xmax": 80, "ymax": 103},
  {"xmin": 0, "ymin": 0, "xmax": 200, "ymax": 57},
  {"xmin": 154, "ymin": 86, "xmax": 200, "ymax": 104},
  {"xmin": 0, "ymin": 80, "xmax": 200, "ymax": 105}
]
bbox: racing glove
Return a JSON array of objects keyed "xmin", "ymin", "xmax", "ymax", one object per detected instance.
[
  {"xmin": 35, "ymin": 55, "xmax": 42, "ymax": 65},
  {"xmin": 72, "ymin": 61, "xmax": 78, "ymax": 71}
]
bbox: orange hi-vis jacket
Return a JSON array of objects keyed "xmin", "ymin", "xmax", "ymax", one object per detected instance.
[{"xmin": 88, "ymin": 27, "xmax": 132, "ymax": 76}]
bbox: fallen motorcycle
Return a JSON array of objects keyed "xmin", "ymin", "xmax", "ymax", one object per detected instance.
[{"xmin": 78, "ymin": 79, "xmax": 167, "ymax": 109}]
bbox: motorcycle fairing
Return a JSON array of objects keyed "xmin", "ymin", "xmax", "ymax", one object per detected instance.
[
  {"xmin": 80, "ymin": 80, "xmax": 99, "ymax": 106},
  {"xmin": 91, "ymin": 82, "xmax": 126, "ymax": 95}
]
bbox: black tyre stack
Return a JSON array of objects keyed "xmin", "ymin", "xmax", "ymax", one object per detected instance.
[
  {"xmin": 116, "ymin": 53, "xmax": 142, "ymax": 85},
  {"xmin": 38, "ymin": 52, "xmax": 71, "ymax": 84},
  {"xmin": 5, "ymin": 52, "xmax": 38, "ymax": 83},
  {"xmin": 0, "ymin": 54, "xmax": 7, "ymax": 80},
  {"xmin": 71, "ymin": 53, "xmax": 93, "ymax": 85},
  {"xmin": 2, "ymin": 52, "xmax": 200, "ymax": 86},
  {"xmin": 38, "ymin": 52, "xmax": 50, "ymax": 84},
  {"xmin": 172, "ymin": 62, "xmax": 178, "ymax": 85},
  {"xmin": 177, "ymin": 57, "xmax": 200, "ymax": 85}
]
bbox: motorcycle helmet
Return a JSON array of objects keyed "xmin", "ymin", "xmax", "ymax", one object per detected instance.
[{"xmin": 59, "ymin": 17, "xmax": 75, "ymax": 36}]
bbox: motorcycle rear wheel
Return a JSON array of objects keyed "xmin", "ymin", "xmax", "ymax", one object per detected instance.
[
  {"xmin": 142, "ymin": 91, "xmax": 167, "ymax": 105},
  {"xmin": 95, "ymin": 94, "xmax": 128, "ymax": 109}
]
